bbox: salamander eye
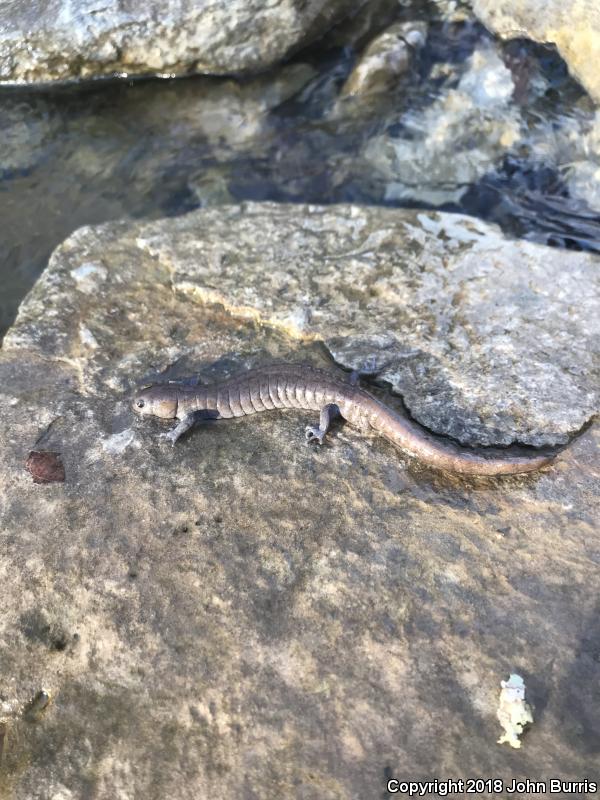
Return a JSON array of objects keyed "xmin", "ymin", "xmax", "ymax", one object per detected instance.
[{"xmin": 136, "ymin": 400, "xmax": 145, "ymax": 408}]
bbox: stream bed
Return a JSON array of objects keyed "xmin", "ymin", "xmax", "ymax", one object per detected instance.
[{"xmin": 1, "ymin": 4, "xmax": 600, "ymax": 337}]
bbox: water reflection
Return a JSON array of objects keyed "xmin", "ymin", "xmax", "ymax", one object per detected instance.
[{"xmin": 1, "ymin": 10, "xmax": 599, "ymax": 337}]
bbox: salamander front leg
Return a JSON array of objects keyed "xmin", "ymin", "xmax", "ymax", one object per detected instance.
[
  {"xmin": 305, "ymin": 404, "xmax": 341, "ymax": 445},
  {"xmin": 163, "ymin": 409, "xmax": 220, "ymax": 445}
]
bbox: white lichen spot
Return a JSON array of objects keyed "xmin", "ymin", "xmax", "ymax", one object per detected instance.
[
  {"xmin": 0, "ymin": 697, "xmax": 20, "ymax": 716},
  {"xmin": 79, "ymin": 325, "xmax": 99, "ymax": 349},
  {"xmin": 102, "ymin": 429, "xmax": 139, "ymax": 455},
  {"xmin": 460, "ymin": 47, "xmax": 514, "ymax": 107},
  {"xmin": 442, "ymin": 567, "xmax": 461, "ymax": 584},
  {"xmin": 497, "ymin": 673, "xmax": 533, "ymax": 748},
  {"xmin": 50, "ymin": 787, "xmax": 75, "ymax": 800},
  {"xmin": 70, "ymin": 262, "xmax": 108, "ymax": 293}
]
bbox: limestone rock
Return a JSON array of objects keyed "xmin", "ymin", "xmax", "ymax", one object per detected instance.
[
  {"xmin": 5, "ymin": 205, "xmax": 599, "ymax": 448},
  {"xmin": 0, "ymin": 0, "xmax": 364, "ymax": 84},
  {"xmin": 0, "ymin": 203, "xmax": 599, "ymax": 797},
  {"xmin": 471, "ymin": 0, "xmax": 600, "ymax": 105},
  {"xmin": 0, "ymin": 203, "xmax": 599, "ymax": 796},
  {"xmin": 20, "ymin": 203, "xmax": 591, "ymax": 448}
]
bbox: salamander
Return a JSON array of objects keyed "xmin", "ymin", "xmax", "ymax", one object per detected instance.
[{"xmin": 132, "ymin": 363, "xmax": 555, "ymax": 476}]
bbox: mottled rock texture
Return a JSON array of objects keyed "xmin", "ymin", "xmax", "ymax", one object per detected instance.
[
  {"xmin": 0, "ymin": 0, "xmax": 363, "ymax": 84},
  {"xmin": 471, "ymin": 0, "xmax": 600, "ymax": 104},
  {"xmin": 0, "ymin": 204, "xmax": 599, "ymax": 797},
  {"xmin": 363, "ymin": 43, "xmax": 522, "ymax": 205},
  {"xmin": 339, "ymin": 21, "xmax": 426, "ymax": 99},
  {"xmin": 5, "ymin": 205, "xmax": 599, "ymax": 448},
  {"xmin": 27, "ymin": 202, "xmax": 594, "ymax": 449}
]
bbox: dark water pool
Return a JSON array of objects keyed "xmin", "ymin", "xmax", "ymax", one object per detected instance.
[{"xmin": 1, "ymin": 7, "xmax": 599, "ymax": 338}]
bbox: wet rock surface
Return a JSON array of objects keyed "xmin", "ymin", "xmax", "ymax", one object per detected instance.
[
  {"xmin": 359, "ymin": 32, "xmax": 600, "ymax": 224},
  {"xmin": 0, "ymin": 203, "xmax": 599, "ymax": 797},
  {"xmin": 338, "ymin": 21, "xmax": 427, "ymax": 100},
  {"xmin": 12, "ymin": 202, "xmax": 590, "ymax": 448},
  {"xmin": 0, "ymin": 62, "xmax": 318, "ymax": 337},
  {"xmin": 3, "ymin": 5, "xmax": 600, "ymax": 338},
  {"xmin": 471, "ymin": 0, "xmax": 600, "ymax": 105},
  {"xmin": 0, "ymin": 0, "xmax": 361, "ymax": 84},
  {"xmin": 362, "ymin": 42, "xmax": 522, "ymax": 205},
  {"xmin": 4, "ymin": 204, "xmax": 599, "ymax": 450}
]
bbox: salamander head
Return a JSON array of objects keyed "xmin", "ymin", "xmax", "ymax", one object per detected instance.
[{"xmin": 132, "ymin": 384, "xmax": 178, "ymax": 419}]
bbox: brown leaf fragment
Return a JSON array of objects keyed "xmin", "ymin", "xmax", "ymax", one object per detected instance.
[{"xmin": 26, "ymin": 451, "xmax": 65, "ymax": 484}]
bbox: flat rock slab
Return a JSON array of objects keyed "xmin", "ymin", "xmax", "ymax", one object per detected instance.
[
  {"xmin": 0, "ymin": 0, "xmax": 362, "ymax": 84},
  {"xmin": 0, "ymin": 203, "xmax": 599, "ymax": 796},
  {"xmin": 6, "ymin": 203, "xmax": 598, "ymax": 447}
]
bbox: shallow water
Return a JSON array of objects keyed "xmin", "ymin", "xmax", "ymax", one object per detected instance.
[{"xmin": 1, "ymin": 7, "xmax": 599, "ymax": 337}]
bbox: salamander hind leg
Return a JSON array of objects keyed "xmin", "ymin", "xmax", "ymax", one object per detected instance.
[
  {"xmin": 305, "ymin": 404, "xmax": 341, "ymax": 445},
  {"xmin": 349, "ymin": 356, "xmax": 380, "ymax": 385}
]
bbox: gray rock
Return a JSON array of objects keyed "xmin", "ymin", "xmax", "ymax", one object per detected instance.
[
  {"xmin": 471, "ymin": 0, "xmax": 600, "ymax": 105},
  {"xmin": 562, "ymin": 113, "xmax": 600, "ymax": 213},
  {"xmin": 339, "ymin": 21, "xmax": 427, "ymax": 99},
  {"xmin": 0, "ymin": 0, "xmax": 364, "ymax": 84},
  {"xmin": 0, "ymin": 203, "xmax": 599, "ymax": 796},
  {"xmin": 5, "ymin": 205, "xmax": 599, "ymax": 448},
  {"xmin": 15, "ymin": 202, "xmax": 589, "ymax": 448},
  {"xmin": 362, "ymin": 43, "xmax": 523, "ymax": 205},
  {"xmin": 5, "ymin": 205, "xmax": 599, "ymax": 449},
  {"xmin": 344, "ymin": 24, "xmax": 599, "ymax": 221}
]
